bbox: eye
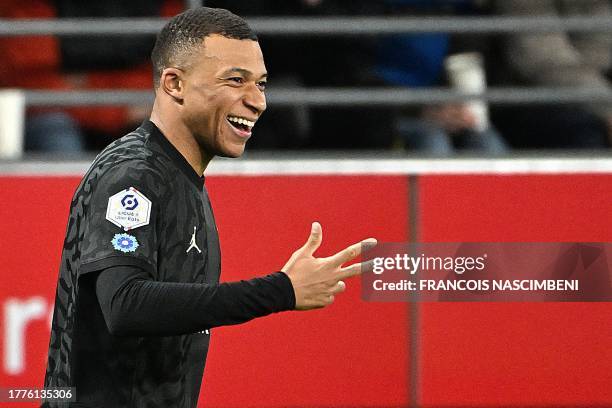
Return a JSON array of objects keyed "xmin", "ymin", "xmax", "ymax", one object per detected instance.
[
  {"xmin": 257, "ymin": 81, "xmax": 267, "ymax": 91},
  {"xmin": 228, "ymin": 77, "xmax": 244, "ymax": 84}
]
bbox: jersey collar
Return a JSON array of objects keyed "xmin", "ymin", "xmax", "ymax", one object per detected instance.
[{"xmin": 143, "ymin": 121, "xmax": 205, "ymax": 189}]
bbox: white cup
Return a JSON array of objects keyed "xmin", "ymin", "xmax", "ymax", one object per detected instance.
[
  {"xmin": 444, "ymin": 52, "xmax": 490, "ymax": 132},
  {"xmin": 0, "ymin": 89, "xmax": 25, "ymax": 159}
]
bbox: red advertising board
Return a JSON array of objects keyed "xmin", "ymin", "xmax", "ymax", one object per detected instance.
[{"xmin": 0, "ymin": 170, "xmax": 610, "ymax": 407}]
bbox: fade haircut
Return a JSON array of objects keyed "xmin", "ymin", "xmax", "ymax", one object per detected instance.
[{"xmin": 151, "ymin": 7, "xmax": 258, "ymax": 88}]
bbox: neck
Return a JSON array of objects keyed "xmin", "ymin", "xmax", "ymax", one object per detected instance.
[{"xmin": 150, "ymin": 100, "xmax": 213, "ymax": 176}]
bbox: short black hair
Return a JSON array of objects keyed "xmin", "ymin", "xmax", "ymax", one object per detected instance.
[{"xmin": 151, "ymin": 7, "xmax": 258, "ymax": 88}]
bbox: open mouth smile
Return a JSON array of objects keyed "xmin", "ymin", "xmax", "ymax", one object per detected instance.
[{"xmin": 227, "ymin": 115, "xmax": 255, "ymax": 138}]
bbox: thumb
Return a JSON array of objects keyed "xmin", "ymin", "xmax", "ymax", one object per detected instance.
[{"xmin": 301, "ymin": 221, "xmax": 322, "ymax": 256}]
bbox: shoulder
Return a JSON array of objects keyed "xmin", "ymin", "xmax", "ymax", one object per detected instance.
[
  {"xmin": 94, "ymin": 128, "xmax": 162, "ymax": 174},
  {"xmin": 82, "ymin": 132, "xmax": 170, "ymax": 202}
]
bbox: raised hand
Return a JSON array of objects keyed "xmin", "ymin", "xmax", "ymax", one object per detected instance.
[{"xmin": 282, "ymin": 222, "xmax": 377, "ymax": 310}]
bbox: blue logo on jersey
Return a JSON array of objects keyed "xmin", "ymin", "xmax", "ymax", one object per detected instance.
[
  {"xmin": 121, "ymin": 194, "xmax": 139, "ymax": 211},
  {"xmin": 111, "ymin": 233, "xmax": 139, "ymax": 253}
]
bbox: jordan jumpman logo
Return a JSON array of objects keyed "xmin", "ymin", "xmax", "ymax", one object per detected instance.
[{"xmin": 186, "ymin": 226, "xmax": 202, "ymax": 254}]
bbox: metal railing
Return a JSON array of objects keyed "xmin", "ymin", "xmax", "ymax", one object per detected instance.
[
  {"xmin": 21, "ymin": 87, "xmax": 612, "ymax": 107},
  {"xmin": 2, "ymin": 16, "xmax": 612, "ymax": 106},
  {"xmin": 1, "ymin": 16, "xmax": 612, "ymax": 36}
]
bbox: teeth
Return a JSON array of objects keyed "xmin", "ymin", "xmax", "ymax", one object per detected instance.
[{"xmin": 228, "ymin": 116, "xmax": 255, "ymax": 128}]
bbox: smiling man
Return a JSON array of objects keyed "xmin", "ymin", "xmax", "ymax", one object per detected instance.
[
  {"xmin": 42, "ymin": 7, "xmax": 374, "ymax": 408},
  {"xmin": 151, "ymin": 30, "xmax": 267, "ymax": 167}
]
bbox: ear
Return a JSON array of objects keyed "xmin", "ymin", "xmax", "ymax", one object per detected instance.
[{"xmin": 160, "ymin": 67, "xmax": 185, "ymax": 102}]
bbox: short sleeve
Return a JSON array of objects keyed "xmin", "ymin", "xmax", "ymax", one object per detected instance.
[{"xmin": 79, "ymin": 160, "xmax": 166, "ymax": 278}]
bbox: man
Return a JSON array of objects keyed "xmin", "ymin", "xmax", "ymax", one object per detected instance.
[
  {"xmin": 43, "ymin": 7, "xmax": 375, "ymax": 408},
  {"xmin": 491, "ymin": 0, "xmax": 612, "ymax": 148}
]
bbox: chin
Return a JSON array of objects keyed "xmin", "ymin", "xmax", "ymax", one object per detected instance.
[
  {"xmin": 222, "ymin": 151, "xmax": 244, "ymax": 159},
  {"xmin": 218, "ymin": 143, "xmax": 247, "ymax": 158}
]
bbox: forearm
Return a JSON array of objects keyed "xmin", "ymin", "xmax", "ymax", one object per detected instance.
[{"xmin": 96, "ymin": 266, "xmax": 296, "ymax": 336}]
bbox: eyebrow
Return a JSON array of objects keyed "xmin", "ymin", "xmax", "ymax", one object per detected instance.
[{"xmin": 220, "ymin": 67, "xmax": 267, "ymax": 79}]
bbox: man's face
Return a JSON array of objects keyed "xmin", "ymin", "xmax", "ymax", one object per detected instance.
[{"xmin": 180, "ymin": 34, "xmax": 267, "ymax": 158}]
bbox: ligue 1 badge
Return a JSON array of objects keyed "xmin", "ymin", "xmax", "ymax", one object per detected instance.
[
  {"xmin": 106, "ymin": 187, "xmax": 152, "ymax": 231},
  {"xmin": 111, "ymin": 233, "xmax": 140, "ymax": 253}
]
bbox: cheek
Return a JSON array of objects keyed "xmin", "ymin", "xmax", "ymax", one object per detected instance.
[
  {"xmin": 182, "ymin": 87, "xmax": 238, "ymax": 140},
  {"xmin": 182, "ymin": 95, "xmax": 216, "ymax": 126}
]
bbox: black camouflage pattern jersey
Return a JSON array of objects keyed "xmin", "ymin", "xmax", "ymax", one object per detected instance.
[{"xmin": 43, "ymin": 121, "xmax": 220, "ymax": 407}]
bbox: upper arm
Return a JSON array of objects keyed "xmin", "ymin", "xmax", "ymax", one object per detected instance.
[{"xmin": 79, "ymin": 160, "xmax": 166, "ymax": 278}]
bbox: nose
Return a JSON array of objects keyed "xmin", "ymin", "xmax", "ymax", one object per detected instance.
[{"xmin": 243, "ymin": 82, "xmax": 266, "ymax": 116}]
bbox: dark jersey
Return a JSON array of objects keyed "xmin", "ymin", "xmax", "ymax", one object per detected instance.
[{"xmin": 44, "ymin": 121, "xmax": 220, "ymax": 407}]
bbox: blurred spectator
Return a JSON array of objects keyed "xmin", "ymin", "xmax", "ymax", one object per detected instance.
[
  {"xmin": 0, "ymin": 0, "xmax": 183, "ymax": 153},
  {"xmin": 295, "ymin": 0, "xmax": 394, "ymax": 150},
  {"xmin": 0, "ymin": 0, "xmax": 84, "ymax": 153},
  {"xmin": 373, "ymin": 0, "xmax": 508, "ymax": 155},
  {"xmin": 490, "ymin": 0, "xmax": 612, "ymax": 149},
  {"xmin": 215, "ymin": 0, "xmax": 508, "ymax": 152},
  {"xmin": 211, "ymin": 0, "xmax": 508, "ymax": 152},
  {"xmin": 8, "ymin": 0, "xmax": 607, "ymax": 152}
]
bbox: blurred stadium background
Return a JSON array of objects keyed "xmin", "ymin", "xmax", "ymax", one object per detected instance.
[{"xmin": 0, "ymin": 1, "xmax": 611, "ymax": 407}]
